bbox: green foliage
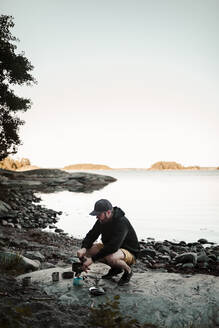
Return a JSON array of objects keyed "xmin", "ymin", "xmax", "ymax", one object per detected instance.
[
  {"xmin": 15, "ymin": 305, "xmax": 32, "ymax": 317},
  {"xmin": 0, "ymin": 303, "xmax": 32, "ymax": 328},
  {"xmin": 0, "ymin": 252, "xmax": 24, "ymax": 275},
  {"xmin": 0, "ymin": 15, "xmax": 36, "ymax": 161},
  {"xmin": 89, "ymin": 295, "xmax": 156, "ymax": 328}
]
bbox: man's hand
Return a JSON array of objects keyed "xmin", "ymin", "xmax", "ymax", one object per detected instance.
[
  {"xmin": 82, "ymin": 257, "xmax": 93, "ymax": 272},
  {"xmin": 77, "ymin": 248, "xmax": 86, "ymax": 259}
]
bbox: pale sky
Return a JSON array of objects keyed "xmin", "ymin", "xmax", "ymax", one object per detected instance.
[{"xmin": 1, "ymin": 0, "xmax": 219, "ymax": 168}]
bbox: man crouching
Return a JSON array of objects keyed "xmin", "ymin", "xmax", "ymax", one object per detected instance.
[{"xmin": 77, "ymin": 199, "xmax": 140, "ymax": 285}]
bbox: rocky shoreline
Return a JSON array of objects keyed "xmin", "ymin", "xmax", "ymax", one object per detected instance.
[
  {"xmin": 0, "ymin": 168, "xmax": 218, "ymax": 327},
  {"xmin": 0, "ymin": 168, "xmax": 117, "ymax": 328},
  {"xmin": 0, "ymin": 168, "xmax": 116, "ymax": 230}
]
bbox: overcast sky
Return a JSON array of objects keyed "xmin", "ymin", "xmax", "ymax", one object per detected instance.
[{"xmin": 2, "ymin": 0, "xmax": 219, "ymax": 168}]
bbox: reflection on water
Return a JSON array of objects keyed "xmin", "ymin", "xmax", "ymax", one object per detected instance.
[{"xmin": 40, "ymin": 170, "xmax": 219, "ymax": 243}]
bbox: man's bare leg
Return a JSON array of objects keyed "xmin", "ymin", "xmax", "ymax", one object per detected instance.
[
  {"xmin": 85, "ymin": 244, "xmax": 103, "ymax": 257},
  {"xmin": 84, "ymin": 246, "xmax": 131, "ymax": 272},
  {"xmin": 83, "ymin": 246, "xmax": 132, "ymax": 284},
  {"xmin": 105, "ymin": 249, "xmax": 131, "ymax": 273}
]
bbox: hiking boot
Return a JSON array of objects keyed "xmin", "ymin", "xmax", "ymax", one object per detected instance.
[
  {"xmin": 101, "ymin": 267, "xmax": 123, "ymax": 280},
  {"xmin": 118, "ymin": 269, "xmax": 133, "ymax": 285}
]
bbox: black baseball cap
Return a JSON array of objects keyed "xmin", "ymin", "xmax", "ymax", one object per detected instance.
[{"xmin": 89, "ymin": 199, "xmax": 113, "ymax": 216}]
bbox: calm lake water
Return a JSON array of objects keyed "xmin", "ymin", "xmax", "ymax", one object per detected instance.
[{"xmin": 40, "ymin": 170, "xmax": 219, "ymax": 244}]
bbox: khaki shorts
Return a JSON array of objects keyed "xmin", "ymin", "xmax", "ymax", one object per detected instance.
[{"xmin": 95, "ymin": 243, "xmax": 136, "ymax": 266}]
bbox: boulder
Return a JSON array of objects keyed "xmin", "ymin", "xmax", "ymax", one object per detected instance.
[
  {"xmin": 139, "ymin": 248, "xmax": 156, "ymax": 258},
  {"xmin": 198, "ymin": 238, "xmax": 209, "ymax": 244},
  {"xmin": 182, "ymin": 263, "xmax": 195, "ymax": 269},
  {"xmin": 157, "ymin": 244, "xmax": 171, "ymax": 254},
  {"xmin": 175, "ymin": 252, "xmax": 197, "ymax": 265},
  {"xmin": 0, "ymin": 200, "xmax": 11, "ymax": 217},
  {"xmin": 0, "ymin": 251, "xmax": 40, "ymax": 272},
  {"xmin": 7, "ymin": 222, "xmax": 14, "ymax": 228},
  {"xmin": 1, "ymin": 220, "xmax": 8, "ymax": 226},
  {"xmin": 212, "ymin": 245, "xmax": 219, "ymax": 256},
  {"xmin": 197, "ymin": 253, "xmax": 210, "ymax": 263},
  {"xmin": 24, "ymin": 251, "xmax": 45, "ymax": 262}
]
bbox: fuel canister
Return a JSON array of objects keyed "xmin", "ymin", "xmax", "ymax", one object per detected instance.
[{"xmin": 73, "ymin": 276, "xmax": 83, "ymax": 286}]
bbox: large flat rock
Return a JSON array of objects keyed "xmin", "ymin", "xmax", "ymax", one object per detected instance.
[
  {"xmin": 17, "ymin": 263, "xmax": 219, "ymax": 328},
  {"xmin": 0, "ymin": 168, "xmax": 116, "ymax": 193}
]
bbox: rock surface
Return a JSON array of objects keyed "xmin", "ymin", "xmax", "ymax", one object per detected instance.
[
  {"xmin": 1, "ymin": 225, "xmax": 219, "ymax": 328},
  {"xmin": 0, "ymin": 224, "xmax": 218, "ymax": 327},
  {"xmin": 0, "ymin": 274, "xmax": 89, "ymax": 328},
  {"xmin": 0, "ymin": 168, "xmax": 116, "ymax": 193},
  {"xmin": 0, "ymin": 251, "xmax": 40, "ymax": 272},
  {"xmin": 17, "ymin": 263, "xmax": 219, "ymax": 328}
]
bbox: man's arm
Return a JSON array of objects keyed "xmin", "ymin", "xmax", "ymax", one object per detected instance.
[
  {"xmin": 77, "ymin": 248, "xmax": 87, "ymax": 259},
  {"xmin": 77, "ymin": 221, "xmax": 101, "ymax": 260},
  {"xmin": 81, "ymin": 220, "xmax": 101, "ymax": 249}
]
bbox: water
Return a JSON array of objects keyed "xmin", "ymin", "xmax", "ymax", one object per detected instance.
[{"xmin": 40, "ymin": 170, "xmax": 219, "ymax": 244}]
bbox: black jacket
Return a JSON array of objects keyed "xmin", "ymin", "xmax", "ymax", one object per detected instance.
[{"xmin": 81, "ymin": 207, "xmax": 140, "ymax": 262}]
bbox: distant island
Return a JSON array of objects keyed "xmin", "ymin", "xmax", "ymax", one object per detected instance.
[
  {"xmin": 63, "ymin": 163, "xmax": 112, "ymax": 170},
  {"xmin": 0, "ymin": 157, "xmax": 218, "ymax": 171},
  {"xmin": 64, "ymin": 161, "xmax": 218, "ymax": 171},
  {"xmin": 149, "ymin": 161, "xmax": 219, "ymax": 170},
  {"xmin": 149, "ymin": 161, "xmax": 201, "ymax": 170}
]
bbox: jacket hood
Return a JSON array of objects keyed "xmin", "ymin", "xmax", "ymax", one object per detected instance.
[{"xmin": 113, "ymin": 206, "xmax": 125, "ymax": 219}]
